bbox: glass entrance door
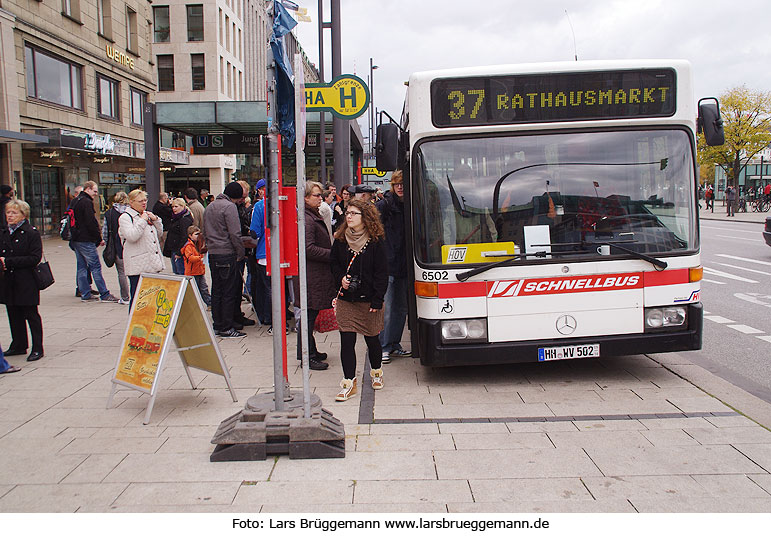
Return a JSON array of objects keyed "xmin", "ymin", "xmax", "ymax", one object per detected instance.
[{"xmin": 24, "ymin": 167, "xmax": 62, "ymax": 235}]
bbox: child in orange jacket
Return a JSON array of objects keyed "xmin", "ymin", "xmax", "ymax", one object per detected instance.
[{"xmin": 181, "ymin": 226, "xmax": 211, "ymax": 306}]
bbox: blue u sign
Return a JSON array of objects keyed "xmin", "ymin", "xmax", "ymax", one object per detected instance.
[{"xmin": 196, "ymin": 136, "xmax": 208, "ymax": 147}]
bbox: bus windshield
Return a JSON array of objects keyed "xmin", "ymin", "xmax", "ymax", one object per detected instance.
[{"xmin": 413, "ymin": 129, "xmax": 696, "ymax": 266}]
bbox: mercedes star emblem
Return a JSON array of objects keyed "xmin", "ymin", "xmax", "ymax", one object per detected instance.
[{"xmin": 556, "ymin": 314, "xmax": 577, "ymax": 335}]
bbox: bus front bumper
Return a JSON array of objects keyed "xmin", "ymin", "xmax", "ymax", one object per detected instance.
[{"xmin": 416, "ymin": 303, "xmax": 702, "ymax": 367}]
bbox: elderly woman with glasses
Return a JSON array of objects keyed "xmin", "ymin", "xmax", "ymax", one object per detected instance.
[
  {"xmin": 119, "ymin": 189, "xmax": 164, "ymax": 308},
  {"xmin": 330, "ymin": 198, "xmax": 389, "ymax": 401},
  {"xmin": 0, "ymin": 199, "xmax": 44, "ymax": 362},
  {"xmin": 294, "ymin": 181, "xmax": 335, "ymax": 371}
]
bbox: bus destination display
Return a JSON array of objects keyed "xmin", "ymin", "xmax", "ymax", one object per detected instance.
[{"xmin": 431, "ymin": 69, "xmax": 676, "ymax": 127}]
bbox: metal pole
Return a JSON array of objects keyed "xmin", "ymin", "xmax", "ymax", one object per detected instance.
[
  {"xmin": 143, "ymin": 102, "xmax": 160, "ymax": 204},
  {"xmin": 369, "ymin": 57, "xmax": 375, "ymax": 156},
  {"xmin": 266, "ymin": 3, "xmax": 284, "ymax": 411},
  {"xmin": 331, "ymin": 0, "xmax": 348, "ymax": 191},
  {"xmin": 318, "ymin": 0, "xmax": 327, "ymax": 185},
  {"xmin": 295, "ymin": 54, "xmax": 312, "ymax": 418}
]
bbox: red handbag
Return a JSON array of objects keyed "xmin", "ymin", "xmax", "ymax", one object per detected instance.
[{"xmin": 314, "ymin": 308, "xmax": 338, "ymax": 333}]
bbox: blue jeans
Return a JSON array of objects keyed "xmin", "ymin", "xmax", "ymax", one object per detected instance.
[
  {"xmin": 192, "ymin": 275, "xmax": 212, "ymax": 306},
  {"xmin": 171, "ymin": 253, "xmax": 185, "ymax": 275},
  {"xmin": 379, "ymin": 275, "xmax": 409, "ymax": 353},
  {"xmin": 0, "ymin": 345, "xmax": 9, "ymax": 372},
  {"xmin": 70, "ymin": 241, "xmax": 110, "ymax": 299}
]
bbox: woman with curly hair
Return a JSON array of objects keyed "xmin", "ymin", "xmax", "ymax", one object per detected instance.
[{"xmin": 330, "ymin": 198, "xmax": 389, "ymax": 401}]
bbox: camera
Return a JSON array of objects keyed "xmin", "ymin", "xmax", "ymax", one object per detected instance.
[{"xmin": 346, "ymin": 275, "xmax": 361, "ymax": 294}]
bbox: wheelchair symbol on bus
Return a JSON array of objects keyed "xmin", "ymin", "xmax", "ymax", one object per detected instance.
[{"xmin": 440, "ymin": 299, "xmax": 454, "ymax": 314}]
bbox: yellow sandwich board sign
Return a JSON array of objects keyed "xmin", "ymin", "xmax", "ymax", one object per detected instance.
[
  {"xmin": 305, "ymin": 74, "xmax": 370, "ymax": 119},
  {"xmin": 107, "ymin": 274, "xmax": 237, "ymax": 424}
]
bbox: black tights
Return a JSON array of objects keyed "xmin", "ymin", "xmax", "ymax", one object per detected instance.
[{"xmin": 340, "ymin": 331, "xmax": 382, "ymax": 380}]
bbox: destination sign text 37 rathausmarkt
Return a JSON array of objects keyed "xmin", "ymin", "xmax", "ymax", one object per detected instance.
[{"xmin": 430, "ymin": 69, "xmax": 676, "ymax": 127}]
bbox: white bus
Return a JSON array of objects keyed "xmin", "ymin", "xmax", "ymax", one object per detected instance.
[{"xmin": 376, "ymin": 60, "xmax": 724, "ymax": 366}]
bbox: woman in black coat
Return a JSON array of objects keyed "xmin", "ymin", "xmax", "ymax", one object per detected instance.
[
  {"xmin": 163, "ymin": 198, "xmax": 194, "ymax": 275},
  {"xmin": 330, "ymin": 198, "xmax": 388, "ymax": 401},
  {"xmin": 294, "ymin": 181, "xmax": 335, "ymax": 371},
  {"xmin": 0, "ymin": 199, "xmax": 44, "ymax": 361}
]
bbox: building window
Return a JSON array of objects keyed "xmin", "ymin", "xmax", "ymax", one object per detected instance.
[
  {"xmin": 226, "ymin": 60, "xmax": 232, "ymax": 98},
  {"xmin": 97, "ymin": 73, "xmax": 120, "ymax": 120},
  {"xmin": 153, "ymin": 6, "xmax": 170, "ymax": 42},
  {"xmin": 97, "ymin": 0, "xmax": 112, "ymax": 38},
  {"xmin": 61, "ymin": 0, "xmax": 81, "ymax": 21},
  {"xmin": 187, "ymin": 5, "xmax": 204, "ymax": 42},
  {"xmin": 191, "ymin": 54, "xmax": 205, "ymax": 90},
  {"xmin": 225, "ymin": 15, "xmax": 230, "ymax": 51},
  {"xmin": 25, "ymin": 44, "xmax": 83, "ymax": 110},
  {"xmin": 126, "ymin": 6, "xmax": 138, "ymax": 53},
  {"xmin": 130, "ymin": 88, "xmax": 146, "ymax": 126},
  {"xmin": 157, "ymin": 54, "xmax": 174, "ymax": 91}
]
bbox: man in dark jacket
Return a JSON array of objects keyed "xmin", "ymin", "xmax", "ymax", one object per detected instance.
[
  {"xmin": 69, "ymin": 181, "xmax": 118, "ymax": 302},
  {"xmin": 376, "ymin": 171, "xmax": 410, "ymax": 362},
  {"xmin": 152, "ymin": 192, "xmax": 173, "ymax": 249},
  {"xmin": 204, "ymin": 182, "xmax": 247, "ymax": 338}
]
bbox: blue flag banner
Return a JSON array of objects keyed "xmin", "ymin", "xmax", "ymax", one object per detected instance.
[{"xmin": 271, "ymin": 0, "xmax": 298, "ymax": 147}]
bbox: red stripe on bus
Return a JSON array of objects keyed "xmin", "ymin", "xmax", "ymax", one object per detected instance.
[
  {"xmin": 437, "ymin": 281, "xmax": 487, "ymax": 298},
  {"xmin": 643, "ymin": 269, "xmax": 690, "ymax": 287}
]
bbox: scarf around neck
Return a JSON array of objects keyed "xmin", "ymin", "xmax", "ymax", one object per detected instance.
[{"xmin": 345, "ymin": 227, "xmax": 369, "ymax": 253}]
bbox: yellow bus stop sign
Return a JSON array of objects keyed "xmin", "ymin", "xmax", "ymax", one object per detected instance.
[
  {"xmin": 362, "ymin": 167, "xmax": 386, "ymax": 177},
  {"xmin": 305, "ymin": 74, "xmax": 370, "ymax": 119}
]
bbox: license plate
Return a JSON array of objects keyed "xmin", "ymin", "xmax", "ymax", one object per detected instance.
[{"xmin": 538, "ymin": 344, "xmax": 600, "ymax": 361}]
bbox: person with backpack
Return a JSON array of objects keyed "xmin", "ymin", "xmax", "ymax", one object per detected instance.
[
  {"xmin": 101, "ymin": 192, "xmax": 131, "ymax": 305},
  {"xmin": 69, "ymin": 181, "xmax": 119, "ymax": 303}
]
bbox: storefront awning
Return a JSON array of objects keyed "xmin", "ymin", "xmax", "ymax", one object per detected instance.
[
  {"xmin": 154, "ymin": 101, "xmax": 363, "ymax": 149},
  {"xmin": 0, "ymin": 129, "xmax": 48, "ymax": 144}
]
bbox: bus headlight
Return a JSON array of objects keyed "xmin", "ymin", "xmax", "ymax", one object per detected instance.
[
  {"xmin": 644, "ymin": 306, "xmax": 687, "ymax": 330},
  {"xmin": 441, "ymin": 318, "xmax": 488, "ymax": 343}
]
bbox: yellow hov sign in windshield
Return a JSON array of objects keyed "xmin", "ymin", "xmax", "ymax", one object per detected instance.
[{"xmin": 306, "ymin": 74, "xmax": 370, "ymax": 119}]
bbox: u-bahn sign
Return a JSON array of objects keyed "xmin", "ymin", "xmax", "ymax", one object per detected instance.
[
  {"xmin": 193, "ymin": 134, "xmax": 263, "ymax": 155},
  {"xmin": 305, "ymin": 75, "xmax": 370, "ymax": 119}
]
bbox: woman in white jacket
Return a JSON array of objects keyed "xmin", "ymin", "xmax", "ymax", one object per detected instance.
[{"xmin": 119, "ymin": 189, "xmax": 164, "ymax": 308}]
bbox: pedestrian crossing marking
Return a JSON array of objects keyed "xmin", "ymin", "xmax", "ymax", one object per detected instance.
[
  {"xmin": 704, "ymin": 315, "xmax": 735, "ymax": 324},
  {"xmin": 702, "ymin": 267, "xmax": 759, "ymax": 283},
  {"xmin": 716, "ymin": 254, "xmax": 771, "ymax": 268},
  {"xmin": 713, "ymin": 263, "xmax": 771, "ymax": 277},
  {"xmin": 756, "ymin": 336, "xmax": 771, "ymax": 343},
  {"xmin": 726, "ymin": 324, "xmax": 764, "ymax": 334}
]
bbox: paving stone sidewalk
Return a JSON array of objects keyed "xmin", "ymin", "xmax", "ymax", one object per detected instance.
[{"xmin": 0, "ymin": 239, "xmax": 769, "ymax": 513}]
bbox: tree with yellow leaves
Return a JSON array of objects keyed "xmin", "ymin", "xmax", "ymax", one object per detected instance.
[{"xmin": 697, "ymin": 86, "xmax": 771, "ymax": 186}]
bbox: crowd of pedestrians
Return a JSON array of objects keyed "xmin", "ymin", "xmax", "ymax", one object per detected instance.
[{"xmin": 0, "ymin": 175, "xmax": 411, "ymax": 396}]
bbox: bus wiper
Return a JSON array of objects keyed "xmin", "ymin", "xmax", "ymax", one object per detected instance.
[
  {"xmin": 456, "ymin": 252, "xmax": 550, "ymax": 282},
  {"xmin": 533, "ymin": 240, "xmax": 668, "ymax": 270}
]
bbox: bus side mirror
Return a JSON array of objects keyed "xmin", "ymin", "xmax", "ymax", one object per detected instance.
[
  {"xmin": 376, "ymin": 123, "xmax": 399, "ymax": 172},
  {"xmin": 698, "ymin": 98, "xmax": 725, "ymax": 147}
]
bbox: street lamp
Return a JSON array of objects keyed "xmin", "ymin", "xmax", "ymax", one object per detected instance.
[{"xmin": 369, "ymin": 58, "xmax": 379, "ymax": 156}]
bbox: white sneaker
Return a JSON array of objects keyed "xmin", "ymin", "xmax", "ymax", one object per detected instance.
[
  {"xmin": 118, "ymin": 298, "xmax": 130, "ymax": 305},
  {"xmin": 371, "ymin": 368, "xmax": 384, "ymax": 390},
  {"xmin": 381, "ymin": 351, "xmax": 391, "ymax": 363},
  {"xmin": 335, "ymin": 377, "xmax": 357, "ymax": 401}
]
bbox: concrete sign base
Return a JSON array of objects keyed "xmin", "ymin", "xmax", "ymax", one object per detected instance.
[{"xmin": 210, "ymin": 392, "xmax": 345, "ymax": 461}]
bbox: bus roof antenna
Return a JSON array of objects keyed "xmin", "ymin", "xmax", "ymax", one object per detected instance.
[{"xmin": 565, "ymin": 9, "xmax": 578, "ymax": 61}]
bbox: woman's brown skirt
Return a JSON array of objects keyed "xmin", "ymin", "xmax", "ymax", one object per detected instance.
[{"xmin": 335, "ymin": 298, "xmax": 384, "ymax": 336}]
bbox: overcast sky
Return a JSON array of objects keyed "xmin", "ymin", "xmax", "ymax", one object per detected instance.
[{"xmin": 293, "ymin": 0, "xmax": 771, "ymax": 139}]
